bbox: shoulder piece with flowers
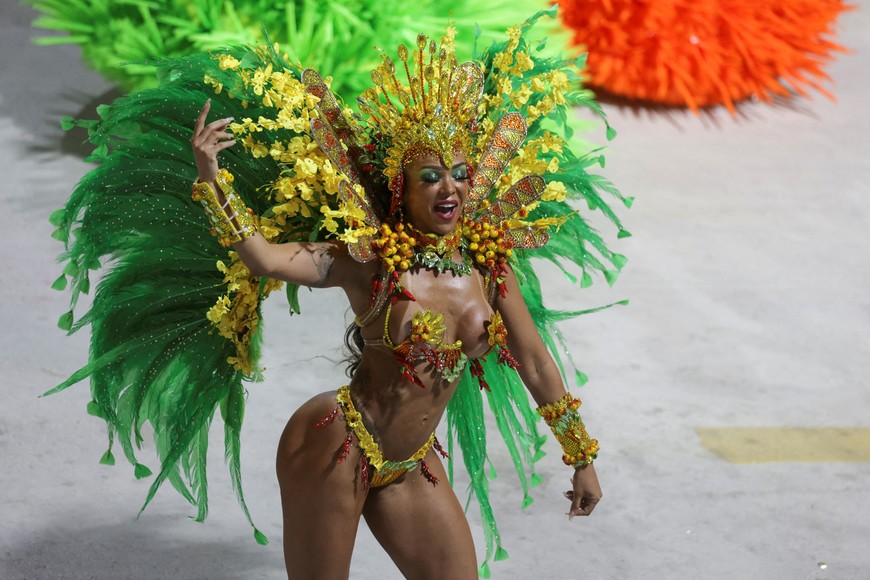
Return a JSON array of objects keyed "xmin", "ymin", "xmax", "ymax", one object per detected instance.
[{"xmin": 48, "ymin": 7, "xmax": 629, "ymax": 575}]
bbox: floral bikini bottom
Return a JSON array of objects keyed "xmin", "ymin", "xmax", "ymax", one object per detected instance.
[{"xmin": 314, "ymin": 385, "xmax": 447, "ymax": 488}]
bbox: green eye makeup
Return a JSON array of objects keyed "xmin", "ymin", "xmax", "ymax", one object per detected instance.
[
  {"xmin": 418, "ymin": 164, "xmax": 468, "ymax": 183},
  {"xmin": 419, "ymin": 169, "xmax": 441, "ymax": 183},
  {"xmin": 451, "ymin": 165, "xmax": 468, "ymax": 180}
]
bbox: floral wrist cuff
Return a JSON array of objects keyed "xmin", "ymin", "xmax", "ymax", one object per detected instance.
[{"xmin": 537, "ymin": 393, "xmax": 599, "ymax": 467}]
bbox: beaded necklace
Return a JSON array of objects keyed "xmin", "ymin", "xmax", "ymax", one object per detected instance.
[
  {"xmin": 404, "ymin": 222, "xmax": 472, "ymax": 276},
  {"xmin": 372, "ymin": 218, "xmax": 513, "ymax": 279}
]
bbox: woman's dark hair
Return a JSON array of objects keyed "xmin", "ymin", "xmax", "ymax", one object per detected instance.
[
  {"xmin": 343, "ymin": 322, "xmax": 365, "ymax": 378},
  {"xmin": 340, "ymin": 141, "xmax": 401, "ymax": 378}
]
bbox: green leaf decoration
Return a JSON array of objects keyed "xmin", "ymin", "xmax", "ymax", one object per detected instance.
[{"xmin": 57, "ymin": 311, "xmax": 73, "ymax": 331}]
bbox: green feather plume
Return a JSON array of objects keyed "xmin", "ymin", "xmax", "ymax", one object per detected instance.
[
  {"xmin": 46, "ymin": 49, "xmax": 288, "ymax": 544},
  {"xmin": 26, "ymin": 0, "xmax": 559, "ymax": 102}
]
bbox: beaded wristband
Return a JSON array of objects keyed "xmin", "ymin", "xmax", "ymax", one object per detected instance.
[
  {"xmin": 191, "ymin": 168, "xmax": 257, "ymax": 247},
  {"xmin": 536, "ymin": 393, "xmax": 599, "ymax": 468}
]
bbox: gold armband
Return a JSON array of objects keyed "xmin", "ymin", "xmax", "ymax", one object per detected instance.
[
  {"xmin": 537, "ymin": 393, "xmax": 599, "ymax": 468},
  {"xmin": 191, "ymin": 169, "xmax": 257, "ymax": 247}
]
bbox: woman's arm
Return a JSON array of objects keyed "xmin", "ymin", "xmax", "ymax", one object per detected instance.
[
  {"xmin": 496, "ymin": 265, "xmax": 603, "ymax": 517},
  {"xmin": 495, "ymin": 266, "xmax": 568, "ymax": 405},
  {"xmin": 232, "ymin": 234, "xmax": 356, "ymax": 289},
  {"xmin": 191, "ymin": 100, "xmax": 364, "ymax": 289}
]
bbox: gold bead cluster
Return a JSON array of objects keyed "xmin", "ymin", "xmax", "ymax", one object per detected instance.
[
  {"xmin": 486, "ymin": 311, "xmax": 508, "ymax": 347},
  {"xmin": 536, "ymin": 392, "xmax": 581, "ymax": 422},
  {"xmin": 461, "ymin": 219, "xmax": 512, "ymax": 270},
  {"xmin": 372, "ymin": 222, "xmax": 417, "ymax": 273}
]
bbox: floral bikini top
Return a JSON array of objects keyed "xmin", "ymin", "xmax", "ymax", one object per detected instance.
[{"xmin": 357, "ymin": 266, "xmax": 519, "ymax": 390}]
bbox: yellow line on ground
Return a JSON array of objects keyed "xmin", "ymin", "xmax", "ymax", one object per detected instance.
[{"xmin": 696, "ymin": 428, "xmax": 870, "ymax": 463}]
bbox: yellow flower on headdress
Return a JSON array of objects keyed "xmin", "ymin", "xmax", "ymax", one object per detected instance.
[
  {"xmin": 493, "ymin": 51, "xmax": 514, "ymax": 72},
  {"xmin": 294, "ymin": 157, "xmax": 318, "ymax": 179},
  {"xmin": 530, "ymin": 76, "xmax": 547, "ymax": 93},
  {"xmin": 511, "ymin": 52, "xmax": 535, "ymax": 75},
  {"xmin": 542, "ymin": 180, "xmax": 568, "ymax": 202},
  {"xmin": 250, "ymin": 64, "xmax": 272, "ymax": 96},
  {"xmin": 218, "ymin": 55, "xmax": 240, "ymax": 70},
  {"xmin": 510, "ymin": 85, "xmax": 533, "ymax": 108},
  {"xmin": 203, "ymin": 74, "xmax": 223, "ymax": 94},
  {"xmin": 206, "ymin": 295, "xmax": 231, "ymax": 324},
  {"xmin": 248, "ymin": 140, "xmax": 268, "ymax": 159}
]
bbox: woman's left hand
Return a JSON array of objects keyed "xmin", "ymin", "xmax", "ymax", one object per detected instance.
[{"xmin": 563, "ymin": 463, "xmax": 602, "ymax": 519}]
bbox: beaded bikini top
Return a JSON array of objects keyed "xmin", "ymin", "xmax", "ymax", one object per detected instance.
[{"xmin": 356, "ymin": 261, "xmax": 518, "ymax": 389}]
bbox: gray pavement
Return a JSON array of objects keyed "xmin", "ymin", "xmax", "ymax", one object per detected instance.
[{"xmin": 1, "ymin": 2, "xmax": 868, "ymax": 579}]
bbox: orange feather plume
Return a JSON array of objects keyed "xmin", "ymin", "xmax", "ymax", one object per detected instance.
[{"xmin": 558, "ymin": 0, "xmax": 852, "ymax": 112}]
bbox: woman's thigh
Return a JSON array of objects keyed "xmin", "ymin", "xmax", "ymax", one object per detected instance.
[
  {"xmin": 362, "ymin": 450, "xmax": 478, "ymax": 580},
  {"xmin": 277, "ymin": 390, "xmax": 368, "ymax": 580}
]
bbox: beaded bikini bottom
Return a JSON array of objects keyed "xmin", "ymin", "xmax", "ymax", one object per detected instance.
[{"xmin": 315, "ymin": 385, "xmax": 447, "ymax": 488}]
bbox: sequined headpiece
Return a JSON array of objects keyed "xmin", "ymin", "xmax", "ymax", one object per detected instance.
[
  {"xmin": 304, "ymin": 30, "xmax": 551, "ymax": 265},
  {"xmin": 357, "ymin": 34, "xmax": 483, "ymax": 210},
  {"xmin": 304, "ymin": 33, "xmax": 483, "ymax": 215}
]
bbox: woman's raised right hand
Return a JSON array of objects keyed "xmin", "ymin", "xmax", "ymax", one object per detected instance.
[{"xmin": 191, "ymin": 99, "xmax": 235, "ymax": 183}]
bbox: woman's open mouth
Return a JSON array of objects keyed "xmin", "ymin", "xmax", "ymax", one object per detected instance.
[{"xmin": 433, "ymin": 201, "xmax": 458, "ymax": 220}]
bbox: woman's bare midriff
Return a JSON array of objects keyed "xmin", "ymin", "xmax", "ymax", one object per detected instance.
[{"xmin": 349, "ymin": 264, "xmax": 494, "ymax": 461}]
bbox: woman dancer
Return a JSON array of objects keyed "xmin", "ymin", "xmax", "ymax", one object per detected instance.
[
  {"xmin": 51, "ymin": 11, "xmax": 627, "ymax": 578},
  {"xmin": 191, "ymin": 75, "xmax": 601, "ymax": 574}
]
